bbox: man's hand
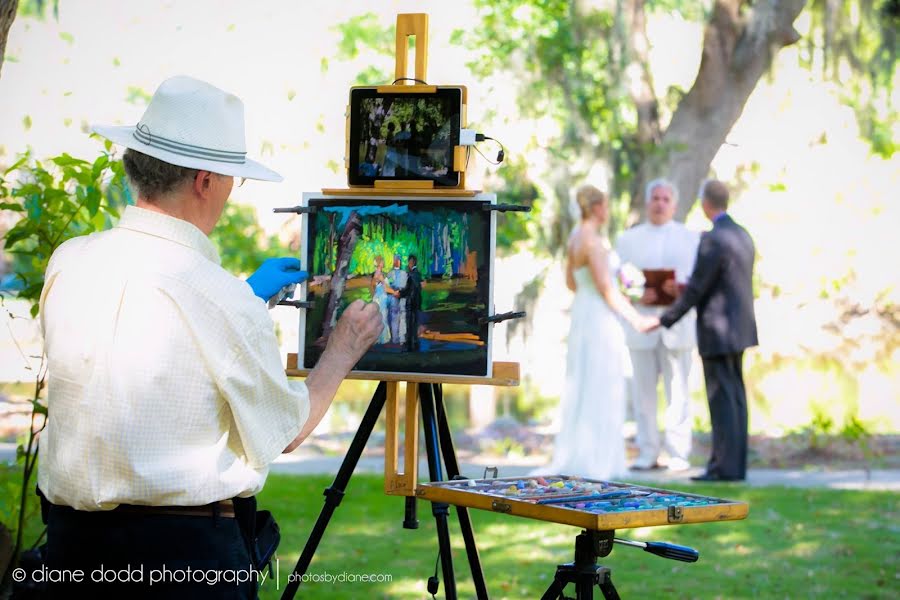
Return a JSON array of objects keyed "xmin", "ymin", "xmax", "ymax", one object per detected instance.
[
  {"xmin": 637, "ymin": 316, "xmax": 661, "ymax": 333},
  {"xmin": 246, "ymin": 257, "xmax": 307, "ymax": 302},
  {"xmin": 326, "ymin": 300, "xmax": 383, "ymax": 366}
]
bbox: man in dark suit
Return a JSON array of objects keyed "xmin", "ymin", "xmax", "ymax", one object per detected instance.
[
  {"xmin": 399, "ymin": 254, "xmax": 423, "ymax": 351},
  {"xmin": 645, "ymin": 180, "xmax": 758, "ymax": 481}
]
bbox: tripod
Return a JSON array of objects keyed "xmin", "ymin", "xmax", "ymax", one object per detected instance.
[
  {"xmin": 280, "ymin": 381, "xmax": 488, "ymax": 600},
  {"xmin": 541, "ymin": 529, "xmax": 699, "ymax": 600}
]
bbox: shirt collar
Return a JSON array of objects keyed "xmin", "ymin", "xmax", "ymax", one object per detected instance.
[
  {"xmin": 117, "ymin": 205, "xmax": 221, "ymax": 265},
  {"xmin": 713, "ymin": 212, "xmax": 729, "ymax": 223}
]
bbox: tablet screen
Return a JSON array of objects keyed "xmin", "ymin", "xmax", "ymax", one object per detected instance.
[{"xmin": 349, "ymin": 87, "xmax": 462, "ymax": 186}]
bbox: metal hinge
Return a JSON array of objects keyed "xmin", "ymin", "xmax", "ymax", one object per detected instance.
[{"xmin": 668, "ymin": 506, "xmax": 684, "ymax": 523}]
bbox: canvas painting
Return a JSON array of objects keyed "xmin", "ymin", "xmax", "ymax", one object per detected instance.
[{"xmin": 300, "ymin": 197, "xmax": 494, "ymax": 376}]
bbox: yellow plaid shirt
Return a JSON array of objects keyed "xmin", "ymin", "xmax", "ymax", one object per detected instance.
[{"xmin": 38, "ymin": 205, "xmax": 309, "ymax": 510}]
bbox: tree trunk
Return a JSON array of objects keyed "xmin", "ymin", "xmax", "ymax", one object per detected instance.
[
  {"xmin": 664, "ymin": 0, "xmax": 806, "ymax": 221},
  {"xmin": 615, "ymin": 0, "xmax": 663, "ymax": 224},
  {"xmin": 0, "ymin": 0, "xmax": 18, "ymax": 79},
  {"xmin": 321, "ymin": 211, "xmax": 362, "ymax": 341}
]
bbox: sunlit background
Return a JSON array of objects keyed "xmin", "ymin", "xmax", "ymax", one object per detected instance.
[{"xmin": 1, "ymin": 0, "xmax": 898, "ymax": 446}]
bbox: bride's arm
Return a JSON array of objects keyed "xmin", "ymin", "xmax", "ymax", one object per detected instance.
[{"xmin": 587, "ymin": 239, "xmax": 646, "ymax": 330}]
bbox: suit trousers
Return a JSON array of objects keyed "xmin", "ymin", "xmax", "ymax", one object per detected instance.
[
  {"xmin": 628, "ymin": 344, "xmax": 693, "ymax": 466},
  {"xmin": 701, "ymin": 352, "xmax": 748, "ymax": 479}
]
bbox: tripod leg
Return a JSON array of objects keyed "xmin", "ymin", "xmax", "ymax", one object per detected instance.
[
  {"xmin": 539, "ymin": 576, "xmax": 567, "ymax": 600},
  {"xmin": 419, "ymin": 383, "xmax": 457, "ymax": 600},
  {"xmin": 433, "ymin": 384, "xmax": 489, "ymax": 599},
  {"xmin": 280, "ymin": 382, "xmax": 388, "ymax": 600},
  {"xmin": 598, "ymin": 572, "xmax": 620, "ymax": 600}
]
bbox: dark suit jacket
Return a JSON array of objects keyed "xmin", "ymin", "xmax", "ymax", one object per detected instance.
[
  {"xmin": 660, "ymin": 214, "xmax": 758, "ymax": 358},
  {"xmin": 399, "ymin": 267, "xmax": 422, "ymax": 311}
]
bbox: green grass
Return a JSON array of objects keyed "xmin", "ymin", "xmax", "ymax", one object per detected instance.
[{"xmin": 5, "ymin": 470, "xmax": 898, "ymax": 598}]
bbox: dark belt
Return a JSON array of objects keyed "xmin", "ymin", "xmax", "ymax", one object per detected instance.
[
  {"xmin": 48, "ymin": 499, "xmax": 236, "ymax": 519},
  {"xmin": 114, "ymin": 499, "xmax": 236, "ymax": 519}
]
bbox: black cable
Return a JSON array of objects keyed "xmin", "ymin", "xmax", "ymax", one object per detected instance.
[
  {"xmin": 474, "ymin": 134, "xmax": 505, "ymax": 164},
  {"xmin": 392, "ymin": 77, "xmax": 429, "ymax": 85},
  {"xmin": 428, "ymin": 551, "xmax": 440, "ymax": 598},
  {"xmin": 473, "ymin": 144, "xmax": 502, "ymax": 166}
]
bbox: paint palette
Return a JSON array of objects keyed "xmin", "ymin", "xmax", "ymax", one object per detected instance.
[{"xmin": 416, "ymin": 476, "xmax": 749, "ymax": 531}]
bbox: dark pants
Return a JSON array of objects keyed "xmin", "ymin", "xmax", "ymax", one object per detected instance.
[
  {"xmin": 405, "ymin": 308, "xmax": 420, "ymax": 351},
  {"xmin": 42, "ymin": 506, "xmax": 257, "ymax": 599},
  {"xmin": 701, "ymin": 352, "xmax": 748, "ymax": 480}
]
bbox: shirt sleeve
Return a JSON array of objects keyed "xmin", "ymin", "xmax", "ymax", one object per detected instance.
[
  {"xmin": 216, "ymin": 320, "xmax": 310, "ymax": 469},
  {"xmin": 660, "ymin": 231, "xmax": 722, "ymax": 328}
]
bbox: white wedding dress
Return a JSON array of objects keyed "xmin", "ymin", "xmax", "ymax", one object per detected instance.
[{"xmin": 539, "ymin": 255, "xmax": 628, "ymax": 481}]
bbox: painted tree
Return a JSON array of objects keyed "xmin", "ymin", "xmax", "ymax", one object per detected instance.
[{"xmin": 321, "ymin": 211, "xmax": 363, "ymax": 340}]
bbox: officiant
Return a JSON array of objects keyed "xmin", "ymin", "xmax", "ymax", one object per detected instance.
[{"xmin": 615, "ymin": 178, "xmax": 699, "ymax": 472}]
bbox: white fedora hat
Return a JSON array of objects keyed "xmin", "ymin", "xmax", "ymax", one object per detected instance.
[{"xmin": 92, "ymin": 75, "xmax": 282, "ymax": 182}]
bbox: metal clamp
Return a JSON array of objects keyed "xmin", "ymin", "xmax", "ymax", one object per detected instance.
[
  {"xmin": 479, "ymin": 311, "xmax": 526, "ymax": 325},
  {"xmin": 273, "ymin": 206, "xmax": 317, "ymax": 214},
  {"xmin": 667, "ymin": 505, "xmax": 684, "ymax": 523},
  {"xmin": 277, "ymin": 300, "xmax": 314, "ymax": 309},
  {"xmin": 482, "ymin": 204, "xmax": 531, "ymax": 213},
  {"xmin": 483, "ymin": 466, "xmax": 498, "ymax": 480}
]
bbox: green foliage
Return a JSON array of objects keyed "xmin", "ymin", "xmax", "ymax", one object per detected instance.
[
  {"xmin": 457, "ymin": 0, "xmax": 640, "ymax": 253},
  {"xmin": 803, "ymin": 0, "xmax": 899, "ymax": 157},
  {"xmin": 331, "ymin": 13, "xmax": 394, "ymax": 85},
  {"xmin": 208, "ymin": 203, "xmax": 283, "ymax": 276},
  {"xmin": 492, "ymin": 156, "xmax": 542, "ymax": 254},
  {"xmin": 16, "ymin": 0, "xmax": 59, "ymax": 20},
  {"xmin": 0, "ymin": 144, "xmax": 129, "ymax": 315}
]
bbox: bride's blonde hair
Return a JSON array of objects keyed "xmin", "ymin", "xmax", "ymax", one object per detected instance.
[{"xmin": 576, "ymin": 185, "xmax": 607, "ymax": 219}]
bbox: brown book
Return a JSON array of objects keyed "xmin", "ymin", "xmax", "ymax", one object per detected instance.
[{"xmin": 642, "ymin": 269, "xmax": 676, "ymax": 306}]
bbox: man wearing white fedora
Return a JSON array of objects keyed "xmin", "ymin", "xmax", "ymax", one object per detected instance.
[{"xmin": 36, "ymin": 75, "xmax": 383, "ymax": 598}]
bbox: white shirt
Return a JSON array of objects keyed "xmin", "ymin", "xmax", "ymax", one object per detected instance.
[
  {"xmin": 615, "ymin": 220, "xmax": 700, "ymax": 350},
  {"xmin": 38, "ymin": 205, "xmax": 309, "ymax": 510}
]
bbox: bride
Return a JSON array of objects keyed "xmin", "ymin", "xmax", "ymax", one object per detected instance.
[{"xmin": 537, "ymin": 185, "xmax": 653, "ymax": 480}]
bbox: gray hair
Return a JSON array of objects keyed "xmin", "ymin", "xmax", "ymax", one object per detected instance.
[
  {"xmin": 644, "ymin": 178, "xmax": 678, "ymax": 205},
  {"xmin": 122, "ymin": 148, "xmax": 198, "ymax": 200}
]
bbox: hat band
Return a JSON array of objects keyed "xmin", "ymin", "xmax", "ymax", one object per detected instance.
[{"xmin": 133, "ymin": 123, "xmax": 247, "ymax": 164}]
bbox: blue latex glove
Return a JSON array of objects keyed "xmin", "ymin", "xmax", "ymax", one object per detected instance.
[{"xmin": 246, "ymin": 257, "xmax": 308, "ymax": 302}]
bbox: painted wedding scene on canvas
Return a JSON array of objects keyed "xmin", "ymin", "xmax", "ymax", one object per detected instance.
[{"xmin": 302, "ymin": 198, "xmax": 493, "ymax": 376}]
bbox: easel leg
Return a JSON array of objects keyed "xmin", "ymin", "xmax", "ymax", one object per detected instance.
[
  {"xmin": 433, "ymin": 384, "xmax": 489, "ymax": 599},
  {"xmin": 280, "ymin": 382, "xmax": 388, "ymax": 600},
  {"xmin": 419, "ymin": 383, "xmax": 458, "ymax": 600}
]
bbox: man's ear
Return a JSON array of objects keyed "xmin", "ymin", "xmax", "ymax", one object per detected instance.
[{"xmin": 192, "ymin": 171, "xmax": 212, "ymax": 198}]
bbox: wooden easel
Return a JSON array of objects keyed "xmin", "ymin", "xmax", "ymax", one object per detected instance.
[{"xmin": 279, "ymin": 14, "xmax": 521, "ymax": 600}]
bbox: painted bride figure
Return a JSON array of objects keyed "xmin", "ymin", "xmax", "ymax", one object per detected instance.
[{"xmin": 536, "ymin": 185, "xmax": 653, "ymax": 480}]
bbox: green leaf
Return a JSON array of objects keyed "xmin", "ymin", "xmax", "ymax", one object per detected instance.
[
  {"xmin": 0, "ymin": 201, "xmax": 24, "ymax": 211},
  {"xmin": 3, "ymin": 225, "xmax": 32, "ymax": 248},
  {"xmin": 31, "ymin": 401, "xmax": 48, "ymax": 416},
  {"xmin": 85, "ymin": 186, "xmax": 101, "ymax": 216},
  {"xmin": 51, "ymin": 153, "xmax": 88, "ymax": 167},
  {"xmin": 3, "ymin": 155, "xmax": 28, "ymax": 175},
  {"xmin": 91, "ymin": 154, "xmax": 109, "ymax": 180}
]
